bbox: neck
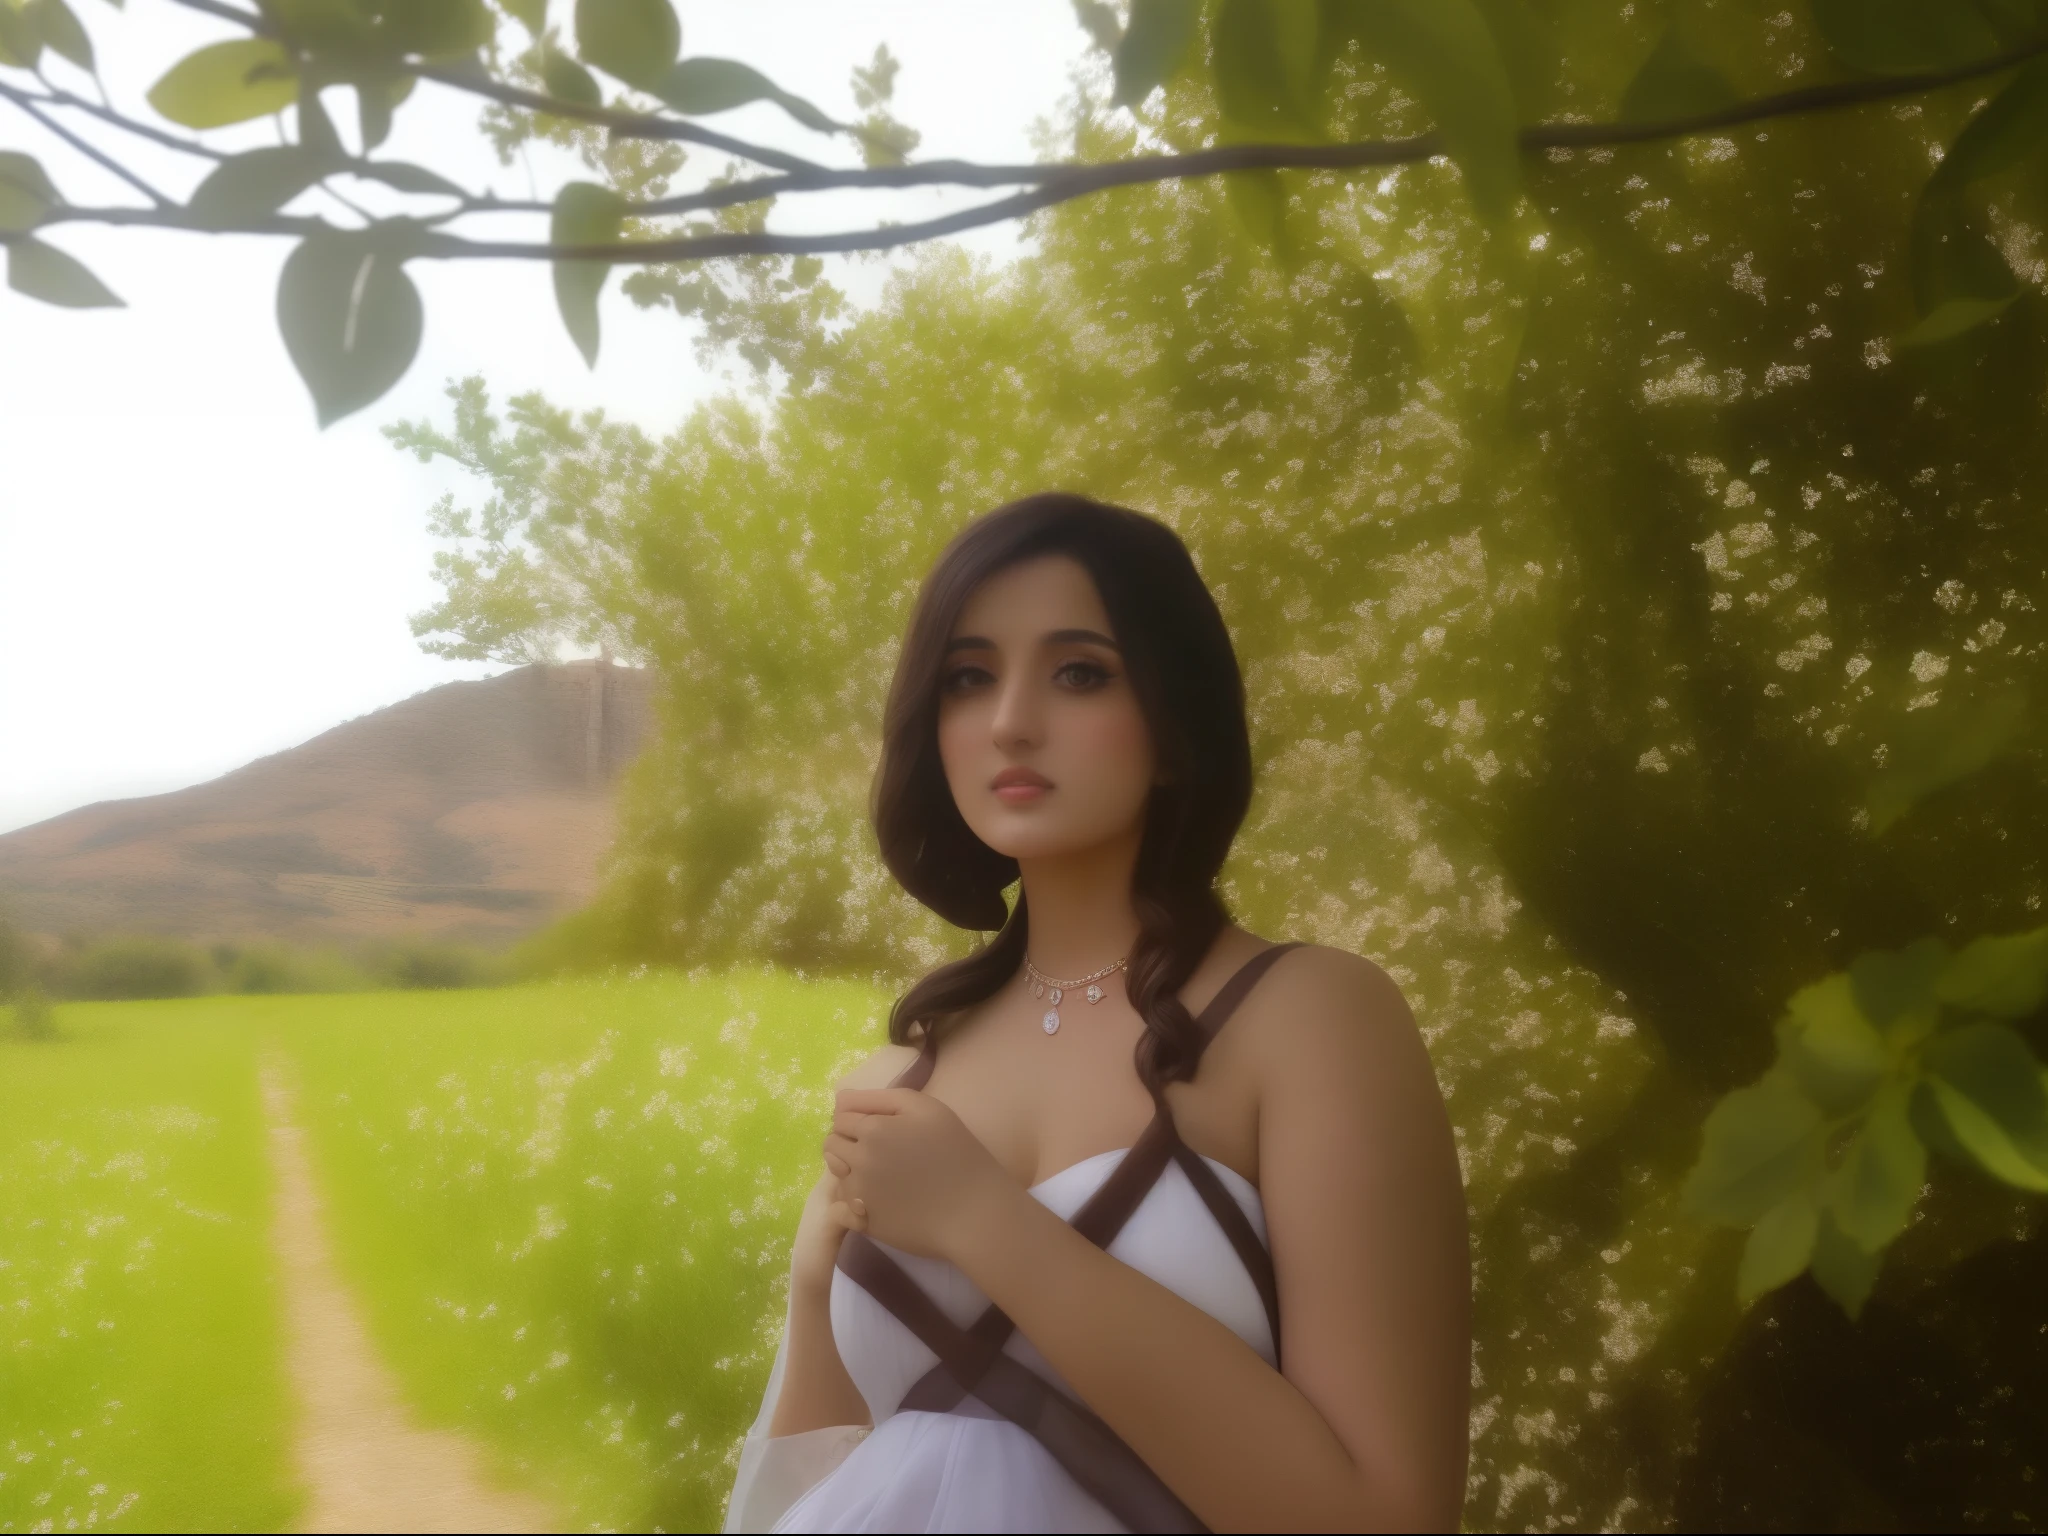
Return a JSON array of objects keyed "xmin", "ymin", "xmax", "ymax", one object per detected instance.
[{"xmin": 1016, "ymin": 831, "xmax": 1143, "ymax": 978}]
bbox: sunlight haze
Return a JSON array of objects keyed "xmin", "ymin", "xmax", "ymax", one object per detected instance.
[{"xmin": 0, "ymin": 1, "xmax": 1090, "ymax": 834}]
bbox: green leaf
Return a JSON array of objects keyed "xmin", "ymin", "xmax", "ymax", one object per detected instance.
[
  {"xmin": 541, "ymin": 48, "xmax": 602, "ymax": 107},
  {"xmin": 1811, "ymin": 0, "xmax": 2002, "ymax": 75},
  {"xmin": 500, "ymin": 0, "xmax": 547, "ymax": 34},
  {"xmin": 0, "ymin": 150, "xmax": 59, "ymax": 234},
  {"xmin": 1779, "ymin": 976, "xmax": 1893, "ymax": 1112},
  {"xmin": 357, "ymin": 76, "xmax": 399, "ymax": 152},
  {"xmin": 298, "ymin": 80, "xmax": 341, "ymax": 157},
  {"xmin": 275, "ymin": 228, "xmax": 423, "ymax": 426},
  {"xmin": 1923, "ymin": 1022, "xmax": 2048, "ymax": 1190},
  {"xmin": 1213, "ymin": 0, "xmax": 1320, "ymax": 139},
  {"xmin": 1937, "ymin": 60, "xmax": 2048, "ymax": 189},
  {"xmin": 6, "ymin": 235, "xmax": 121, "ymax": 307},
  {"xmin": 1826, "ymin": 1083, "xmax": 1927, "ymax": 1251},
  {"xmin": 1619, "ymin": 26, "xmax": 1738, "ymax": 125},
  {"xmin": 656, "ymin": 58, "xmax": 838, "ymax": 133},
  {"xmin": 1847, "ymin": 938, "xmax": 1949, "ymax": 1036},
  {"xmin": 1737, "ymin": 1189, "xmax": 1818, "ymax": 1302},
  {"xmin": 574, "ymin": 0, "xmax": 678, "ymax": 90},
  {"xmin": 1909, "ymin": 1078, "xmax": 1974, "ymax": 1165},
  {"xmin": 354, "ymin": 161, "xmax": 467, "ymax": 199},
  {"xmin": 0, "ymin": 3, "xmax": 44, "ymax": 69},
  {"xmin": 551, "ymin": 180, "xmax": 628, "ymax": 367},
  {"xmin": 1900, "ymin": 293, "xmax": 2020, "ymax": 346},
  {"xmin": 1937, "ymin": 927, "xmax": 2048, "ymax": 1018},
  {"xmin": 1683, "ymin": 1080, "xmax": 1826, "ymax": 1226},
  {"xmin": 1113, "ymin": 0, "xmax": 1200, "ymax": 107},
  {"xmin": 385, "ymin": 0, "xmax": 493, "ymax": 59},
  {"xmin": 186, "ymin": 145, "xmax": 331, "ymax": 226},
  {"xmin": 1224, "ymin": 167, "xmax": 1292, "ymax": 265},
  {"xmin": 1346, "ymin": 0, "xmax": 1521, "ymax": 222},
  {"xmin": 1073, "ymin": 0, "xmax": 1122, "ymax": 53},
  {"xmin": 1868, "ymin": 689, "xmax": 2028, "ymax": 826},
  {"xmin": 27, "ymin": 0, "xmax": 91, "ymax": 70},
  {"xmin": 148, "ymin": 39, "xmax": 298, "ymax": 129},
  {"xmin": 1809, "ymin": 1211, "xmax": 1882, "ymax": 1319}
]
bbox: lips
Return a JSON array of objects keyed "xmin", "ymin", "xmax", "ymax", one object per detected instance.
[{"xmin": 991, "ymin": 767, "xmax": 1053, "ymax": 803}]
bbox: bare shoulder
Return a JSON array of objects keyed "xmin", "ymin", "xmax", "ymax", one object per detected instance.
[
  {"xmin": 837, "ymin": 1041, "xmax": 920, "ymax": 1091},
  {"xmin": 1231, "ymin": 942, "xmax": 1423, "ymax": 1081}
]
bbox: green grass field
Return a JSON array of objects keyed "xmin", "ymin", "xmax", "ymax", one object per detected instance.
[
  {"xmin": 0, "ymin": 1004, "xmax": 296, "ymax": 1534},
  {"xmin": 1, "ymin": 973, "xmax": 889, "ymax": 1534}
]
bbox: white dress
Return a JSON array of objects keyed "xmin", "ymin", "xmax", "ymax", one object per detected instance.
[{"xmin": 723, "ymin": 1147, "xmax": 1276, "ymax": 1534}]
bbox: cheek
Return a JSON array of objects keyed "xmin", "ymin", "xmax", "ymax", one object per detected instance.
[
  {"xmin": 935, "ymin": 700, "xmax": 984, "ymax": 791},
  {"xmin": 1069, "ymin": 697, "xmax": 1156, "ymax": 799}
]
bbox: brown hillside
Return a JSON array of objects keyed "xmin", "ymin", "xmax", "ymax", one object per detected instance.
[{"xmin": 0, "ymin": 659, "xmax": 652, "ymax": 945}]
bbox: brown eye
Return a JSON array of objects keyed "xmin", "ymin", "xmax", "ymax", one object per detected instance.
[
  {"xmin": 942, "ymin": 663, "xmax": 994, "ymax": 695},
  {"xmin": 1054, "ymin": 659, "xmax": 1113, "ymax": 691}
]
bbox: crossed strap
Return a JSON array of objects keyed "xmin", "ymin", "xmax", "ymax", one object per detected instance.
[{"xmin": 834, "ymin": 943, "xmax": 1299, "ymax": 1534}]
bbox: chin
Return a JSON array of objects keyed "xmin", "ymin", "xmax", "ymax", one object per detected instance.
[{"xmin": 969, "ymin": 811, "xmax": 1127, "ymax": 864}]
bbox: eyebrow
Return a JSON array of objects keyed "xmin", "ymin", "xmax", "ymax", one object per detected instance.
[{"xmin": 944, "ymin": 628, "xmax": 1121, "ymax": 653}]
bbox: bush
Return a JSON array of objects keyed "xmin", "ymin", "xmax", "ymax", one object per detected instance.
[
  {"xmin": 65, "ymin": 937, "xmax": 211, "ymax": 1001},
  {"xmin": 368, "ymin": 940, "xmax": 503, "ymax": 992},
  {"xmin": 223, "ymin": 944, "xmax": 371, "ymax": 996},
  {"xmin": 0, "ymin": 916, "xmax": 29, "ymax": 998},
  {"xmin": 8, "ymin": 988, "xmax": 56, "ymax": 1041}
]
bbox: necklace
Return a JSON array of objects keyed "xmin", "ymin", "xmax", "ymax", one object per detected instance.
[{"xmin": 1024, "ymin": 954, "xmax": 1127, "ymax": 1035}]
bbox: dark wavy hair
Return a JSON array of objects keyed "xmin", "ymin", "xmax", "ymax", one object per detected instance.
[{"xmin": 872, "ymin": 492, "xmax": 1253, "ymax": 1092}]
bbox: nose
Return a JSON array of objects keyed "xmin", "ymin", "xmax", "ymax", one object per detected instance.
[{"xmin": 989, "ymin": 669, "xmax": 1042, "ymax": 755}]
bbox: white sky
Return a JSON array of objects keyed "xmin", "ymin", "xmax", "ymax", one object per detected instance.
[{"xmin": 0, "ymin": 2, "xmax": 1092, "ymax": 834}]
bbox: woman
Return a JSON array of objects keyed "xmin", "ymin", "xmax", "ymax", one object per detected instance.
[{"xmin": 726, "ymin": 494, "xmax": 1469, "ymax": 1533}]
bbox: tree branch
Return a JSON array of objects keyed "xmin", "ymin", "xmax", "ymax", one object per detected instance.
[
  {"xmin": 1, "ymin": 84, "xmax": 171, "ymax": 206},
  {"xmin": 29, "ymin": 82, "xmax": 228, "ymax": 163},
  {"xmin": 18, "ymin": 33, "xmax": 2047, "ymax": 264},
  {"xmin": 410, "ymin": 63, "xmax": 830, "ymax": 177}
]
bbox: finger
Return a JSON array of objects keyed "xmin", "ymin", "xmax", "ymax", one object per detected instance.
[
  {"xmin": 835, "ymin": 1087, "xmax": 920, "ymax": 1117},
  {"xmin": 828, "ymin": 1198, "xmax": 868, "ymax": 1233},
  {"xmin": 824, "ymin": 1148, "xmax": 851, "ymax": 1178},
  {"xmin": 823, "ymin": 1132, "xmax": 860, "ymax": 1170},
  {"xmin": 832, "ymin": 1108, "xmax": 871, "ymax": 1138}
]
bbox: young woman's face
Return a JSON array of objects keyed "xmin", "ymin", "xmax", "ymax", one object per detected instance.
[{"xmin": 937, "ymin": 555, "xmax": 1157, "ymax": 864}]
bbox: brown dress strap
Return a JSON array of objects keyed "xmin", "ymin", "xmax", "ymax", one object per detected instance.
[
  {"xmin": 837, "ymin": 1232, "xmax": 1205, "ymax": 1532},
  {"xmin": 897, "ymin": 1109, "xmax": 1181, "ymax": 1413},
  {"xmin": 838, "ymin": 942, "xmax": 1304, "ymax": 1533},
  {"xmin": 1171, "ymin": 1141, "xmax": 1282, "ymax": 1354},
  {"xmin": 1189, "ymin": 941, "xmax": 1303, "ymax": 1046}
]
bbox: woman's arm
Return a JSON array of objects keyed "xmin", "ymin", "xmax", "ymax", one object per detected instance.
[
  {"xmin": 766, "ymin": 1175, "xmax": 871, "ymax": 1436},
  {"xmin": 829, "ymin": 949, "xmax": 1469, "ymax": 1533},
  {"xmin": 768, "ymin": 1044, "xmax": 918, "ymax": 1437}
]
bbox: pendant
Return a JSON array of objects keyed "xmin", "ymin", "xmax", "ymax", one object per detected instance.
[
  {"xmin": 1031, "ymin": 980, "xmax": 1044, "ymax": 999},
  {"xmin": 1049, "ymin": 987, "xmax": 1064, "ymax": 1006},
  {"xmin": 1085, "ymin": 984, "xmax": 1104, "ymax": 1005},
  {"xmin": 1042, "ymin": 1008, "xmax": 1061, "ymax": 1035}
]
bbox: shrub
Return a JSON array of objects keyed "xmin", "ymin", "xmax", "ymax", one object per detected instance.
[
  {"xmin": 371, "ymin": 941, "xmax": 500, "ymax": 992},
  {"xmin": 64, "ymin": 938, "xmax": 211, "ymax": 1001},
  {"xmin": 8, "ymin": 988, "xmax": 56, "ymax": 1041}
]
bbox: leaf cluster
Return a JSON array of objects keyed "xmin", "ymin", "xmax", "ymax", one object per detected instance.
[
  {"xmin": 9, "ymin": 0, "xmax": 2048, "ymax": 423},
  {"xmin": 1685, "ymin": 928, "xmax": 2048, "ymax": 1316}
]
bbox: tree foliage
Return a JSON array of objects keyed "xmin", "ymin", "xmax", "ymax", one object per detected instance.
[
  {"xmin": 395, "ymin": 5, "xmax": 2048, "ymax": 1523},
  {"xmin": 2, "ymin": 0, "xmax": 2048, "ymax": 420}
]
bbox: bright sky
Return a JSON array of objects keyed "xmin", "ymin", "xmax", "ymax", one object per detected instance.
[{"xmin": 0, "ymin": 2, "xmax": 1092, "ymax": 834}]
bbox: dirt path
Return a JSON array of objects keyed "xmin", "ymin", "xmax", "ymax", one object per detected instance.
[{"xmin": 260, "ymin": 1062, "xmax": 557, "ymax": 1534}]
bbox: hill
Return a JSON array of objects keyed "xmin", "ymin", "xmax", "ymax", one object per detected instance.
[{"xmin": 0, "ymin": 659, "xmax": 651, "ymax": 945}]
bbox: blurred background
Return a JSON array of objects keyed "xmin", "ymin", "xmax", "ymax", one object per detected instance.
[{"xmin": 4, "ymin": 0, "xmax": 2047, "ymax": 1531}]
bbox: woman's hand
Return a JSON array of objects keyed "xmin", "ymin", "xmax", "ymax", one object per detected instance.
[
  {"xmin": 789, "ymin": 1171, "xmax": 856, "ymax": 1300},
  {"xmin": 822, "ymin": 1088, "xmax": 1018, "ymax": 1261}
]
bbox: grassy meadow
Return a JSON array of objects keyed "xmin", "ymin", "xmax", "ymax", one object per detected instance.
[
  {"xmin": 0, "ymin": 1004, "xmax": 296, "ymax": 1534},
  {"xmin": 1, "ymin": 974, "xmax": 888, "ymax": 1533}
]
